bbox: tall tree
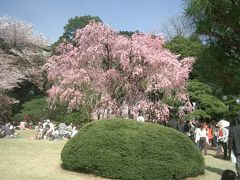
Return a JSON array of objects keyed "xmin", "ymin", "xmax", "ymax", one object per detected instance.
[
  {"xmin": 63, "ymin": 15, "xmax": 102, "ymax": 41},
  {"xmin": 184, "ymin": 0, "xmax": 240, "ymax": 57},
  {"xmin": 162, "ymin": 16, "xmax": 193, "ymax": 40},
  {"xmin": 183, "ymin": 0, "xmax": 240, "ymax": 95},
  {"xmin": 0, "ymin": 16, "xmax": 48, "ymax": 48},
  {"xmin": 187, "ymin": 80, "xmax": 228, "ymax": 121},
  {"xmin": 51, "ymin": 15, "xmax": 102, "ymax": 53},
  {"xmin": 46, "ymin": 22, "xmax": 194, "ymax": 121}
]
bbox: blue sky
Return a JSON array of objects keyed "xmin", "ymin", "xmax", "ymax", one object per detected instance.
[{"xmin": 0, "ymin": 0, "xmax": 184, "ymax": 42}]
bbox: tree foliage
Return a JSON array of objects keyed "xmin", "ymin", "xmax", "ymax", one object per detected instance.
[
  {"xmin": 164, "ymin": 35, "xmax": 203, "ymax": 59},
  {"xmin": 63, "ymin": 15, "xmax": 102, "ymax": 41},
  {"xmin": 51, "ymin": 15, "xmax": 102, "ymax": 53},
  {"xmin": 46, "ymin": 22, "xmax": 195, "ymax": 121},
  {"xmin": 119, "ymin": 30, "xmax": 139, "ymax": 37},
  {"xmin": 184, "ymin": 0, "xmax": 240, "ymax": 57},
  {"xmin": 183, "ymin": 0, "xmax": 240, "ymax": 95},
  {"xmin": 193, "ymin": 46, "xmax": 240, "ymax": 95},
  {"xmin": 187, "ymin": 80, "xmax": 228, "ymax": 121},
  {"xmin": 13, "ymin": 96, "xmax": 49, "ymax": 124},
  {"xmin": 0, "ymin": 16, "xmax": 49, "ymax": 48}
]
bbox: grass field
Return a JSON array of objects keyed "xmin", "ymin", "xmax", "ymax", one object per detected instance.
[
  {"xmin": 0, "ymin": 130, "xmax": 107, "ymax": 180},
  {"xmin": 0, "ymin": 130, "xmax": 236, "ymax": 180}
]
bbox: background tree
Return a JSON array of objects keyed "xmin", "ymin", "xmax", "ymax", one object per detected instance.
[
  {"xmin": 164, "ymin": 35, "xmax": 202, "ymax": 60},
  {"xmin": 51, "ymin": 15, "xmax": 102, "ymax": 53},
  {"xmin": 0, "ymin": 16, "xmax": 50, "ymax": 122},
  {"xmin": 183, "ymin": 0, "xmax": 240, "ymax": 95},
  {"xmin": 13, "ymin": 96, "xmax": 49, "ymax": 124},
  {"xmin": 186, "ymin": 80, "xmax": 228, "ymax": 122},
  {"xmin": 184, "ymin": 0, "xmax": 240, "ymax": 57},
  {"xmin": 63, "ymin": 15, "xmax": 102, "ymax": 41},
  {"xmin": 0, "ymin": 16, "xmax": 48, "ymax": 48},
  {"xmin": 118, "ymin": 30, "xmax": 139, "ymax": 37},
  {"xmin": 162, "ymin": 16, "xmax": 193, "ymax": 40}
]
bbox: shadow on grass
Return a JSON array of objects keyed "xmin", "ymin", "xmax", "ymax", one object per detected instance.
[
  {"xmin": 205, "ymin": 166, "xmax": 224, "ymax": 176},
  {"xmin": 60, "ymin": 163, "xmax": 112, "ymax": 179}
]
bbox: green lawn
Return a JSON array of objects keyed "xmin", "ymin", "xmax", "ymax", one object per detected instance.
[
  {"xmin": 0, "ymin": 130, "xmax": 107, "ymax": 180},
  {"xmin": 0, "ymin": 130, "xmax": 236, "ymax": 180}
]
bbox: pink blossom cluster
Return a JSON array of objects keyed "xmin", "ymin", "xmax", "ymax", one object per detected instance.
[{"xmin": 46, "ymin": 22, "xmax": 194, "ymax": 120}]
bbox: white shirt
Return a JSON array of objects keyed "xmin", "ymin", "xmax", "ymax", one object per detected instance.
[
  {"xmin": 195, "ymin": 128, "xmax": 209, "ymax": 143},
  {"xmin": 43, "ymin": 122, "xmax": 48, "ymax": 129},
  {"xmin": 217, "ymin": 127, "xmax": 229, "ymax": 143}
]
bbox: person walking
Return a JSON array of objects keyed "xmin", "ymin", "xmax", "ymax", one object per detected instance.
[
  {"xmin": 216, "ymin": 124, "xmax": 229, "ymax": 159},
  {"xmin": 195, "ymin": 123, "xmax": 208, "ymax": 155},
  {"xmin": 230, "ymin": 115, "xmax": 240, "ymax": 179}
]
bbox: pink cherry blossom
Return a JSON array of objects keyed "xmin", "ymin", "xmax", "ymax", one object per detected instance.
[{"xmin": 46, "ymin": 22, "xmax": 194, "ymax": 120}]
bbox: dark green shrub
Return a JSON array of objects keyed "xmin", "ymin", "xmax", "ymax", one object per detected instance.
[
  {"xmin": 187, "ymin": 80, "xmax": 228, "ymax": 121},
  {"xmin": 62, "ymin": 110, "xmax": 90, "ymax": 126},
  {"xmin": 61, "ymin": 119, "xmax": 205, "ymax": 180},
  {"xmin": 49, "ymin": 103, "xmax": 91, "ymax": 126},
  {"xmin": 13, "ymin": 96, "xmax": 49, "ymax": 124}
]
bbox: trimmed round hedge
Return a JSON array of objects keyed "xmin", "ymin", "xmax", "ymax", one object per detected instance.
[{"xmin": 61, "ymin": 119, "xmax": 205, "ymax": 180}]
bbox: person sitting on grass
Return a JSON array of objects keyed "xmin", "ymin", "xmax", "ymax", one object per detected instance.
[
  {"xmin": 35, "ymin": 122, "xmax": 43, "ymax": 140},
  {"xmin": 42, "ymin": 119, "xmax": 54, "ymax": 140},
  {"xmin": 45, "ymin": 120, "xmax": 54, "ymax": 140},
  {"xmin": 58, "ymin": 122, "xmax": 70, "ymax": 139},
  {"xmin": 2, "ymin": 122, "xmax": 16, "ymax": 138}
]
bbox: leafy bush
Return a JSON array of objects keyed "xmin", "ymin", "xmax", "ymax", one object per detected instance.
[
  {"xmin": 61, "ymin": 119, "xmax": 205, "ymax": 180},
  {"xmin": 185, "ymin": 109, "xmax": 211, "ymax": 121},
  {"xmin": 187, "ymin": 80, "xmax": 228, "ymax": 121},
  {"xmin": 61, "ymin": 110, "xmax": 90, "ymax": 126},
  {"xmin": 13, "ymin": 96, "xmax": 49, "ymax": 124},
  {"xmin": 49, "ymin": 103, "xmax": 91, "ymax": 126}
]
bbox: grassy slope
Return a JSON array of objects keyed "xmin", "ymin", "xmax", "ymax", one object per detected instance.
[{"xmin": 0, "ymin": 130, "xmax": 236, "ymax": 180}]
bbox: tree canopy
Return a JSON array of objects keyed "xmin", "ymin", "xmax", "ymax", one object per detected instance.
[
  {"xmin": 183, "ymin": 0, "xmax": 240, "ymax": 95},
  {"xmin": 187, "ymin": 80, "xmax": 228, "ymax": 121},
  {"xmin": 46, "ymin": 22, "xmax": 194, "ymax": 121},
  {"xmin": 51, "ymin": 15, "xmax": 102, "ymax": 53}
]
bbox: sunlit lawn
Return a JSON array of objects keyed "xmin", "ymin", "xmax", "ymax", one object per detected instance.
[
  {"xmin": 0, "ymin": 130, "xmax": 107, "ymax": 180},
  {"xmin": 0, "ymin": 130, "xmax": 236, "ymax": 180}
]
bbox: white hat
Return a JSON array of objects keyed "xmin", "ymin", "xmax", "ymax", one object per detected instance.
[{"xmin": 46, "ymin": 119, "xmax": 50, "ymax": 123}]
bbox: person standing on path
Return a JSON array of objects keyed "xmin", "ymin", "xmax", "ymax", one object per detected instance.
[
  {"xmin": 217, "ymin": 124, "xmax": 229, "ymax": 159},
  {"xmin": 230, "ymin": 114, "xmax": 240, "ymax": 179}
]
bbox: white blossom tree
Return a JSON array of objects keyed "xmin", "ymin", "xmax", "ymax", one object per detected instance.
[
  {"xmin": 0, "ymin": 16, "xmax": 50, "ymax": 121},
  {"xmin": 0, "ymin": 16, "xmax": 49, "ymax": 48}
]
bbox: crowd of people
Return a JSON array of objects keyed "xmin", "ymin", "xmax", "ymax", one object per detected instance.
[
  {"xmin": 0, "ymin": 119, "xmax": 80, "ymax": 141},
  {"xmin": 167, "ymin": 116, "xmax": 240, "ymax": 179},
  {"xmin": 35, "ymin": 119, "xmax": 80, "ymax": 140},
  {"xmin": 167, "ymin": 118, "xmax": 228, "ymax": 157}
]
